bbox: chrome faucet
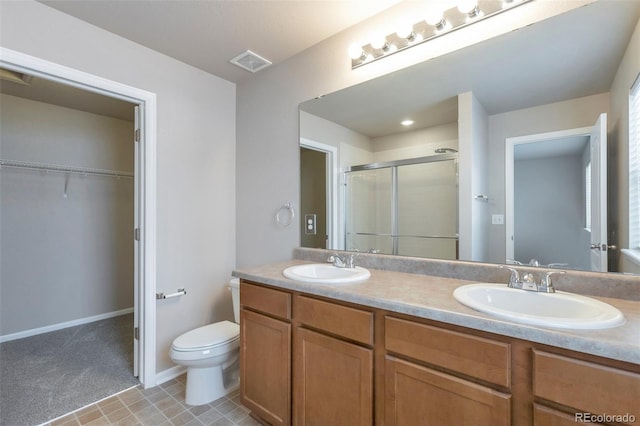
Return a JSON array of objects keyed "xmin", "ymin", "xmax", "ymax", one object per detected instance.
[
  {"xmin": 327, "ymin": 252, "xmax": 357, "ymax": 268},
  {"xmin": 501, "ymin": 266, "xmax": 565, "ymax": 293}
]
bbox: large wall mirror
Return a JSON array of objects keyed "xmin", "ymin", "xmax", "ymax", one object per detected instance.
[{"xmin": 299, "ymin": 0, "xmax": 640, "ymax": 275}]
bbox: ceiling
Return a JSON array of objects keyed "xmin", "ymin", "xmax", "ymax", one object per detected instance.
[
  {"xmin": 37, "ymin": 0, "xmax": 402, "ymax": 84},
  {"xmin": 300, "ymin": 0, "xmax": 640, "ymax": 138},
  {"xmin": 515, "ymin": 136, "xmax": 589, "ymax": 161},
  {"xmin": 1, "ymin": 0, "xmax": 402, "ymax": 120}
]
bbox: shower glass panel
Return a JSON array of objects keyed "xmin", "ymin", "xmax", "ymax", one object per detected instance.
[
  {"xmin": 397, "ymin": 161, "xmax": 458, "ymax": 258},
  {"xmin": 345, "ymin": 168, "xmax": 394, "ymax": 254},
  {"xmin": 345, "ymin": 154, "xmax": 458, "ymax": 259}
]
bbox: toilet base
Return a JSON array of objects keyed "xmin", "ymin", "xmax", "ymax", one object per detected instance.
[
  {"xmin": 185, "ymin": 364, "xmax": 224, "ymax": 406},
  {"xmin": 184, "ymin": 361, "xmax": 239, "ymax": 406}
]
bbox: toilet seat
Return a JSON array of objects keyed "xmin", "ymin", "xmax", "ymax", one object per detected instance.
[{"xmin": 171, "ymin": 320, "xmax": 239, "ymax": 352}]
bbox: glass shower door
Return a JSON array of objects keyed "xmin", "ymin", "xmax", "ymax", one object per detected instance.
[
  {"xmin": 344, "ymin": 168, "xmax": 394, "ymax": 254},
  {"xmin": 396, "ymin": 160, "xmax": 458, "ymax": 258}
]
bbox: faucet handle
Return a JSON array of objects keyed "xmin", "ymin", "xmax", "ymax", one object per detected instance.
[
  {"xmin": 540, "ymin": 270, "xmax": 565, "ymax": 293},
  {"xmin": 327, "ymin": 253, "xmax": 347, "ymax": 268},
  {"xmin": 500, "ymin": 265, "xmax": 520, "ymax": 287}
]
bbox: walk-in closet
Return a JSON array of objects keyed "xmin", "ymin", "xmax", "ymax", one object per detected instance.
[{"xmin": 0, "ymin": 69, "xmax": 138, "ymax": 425}]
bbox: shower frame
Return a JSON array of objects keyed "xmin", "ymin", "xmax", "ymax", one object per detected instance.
[{"xmin": 343, "ymin": 152, "xmax": 459, "ymax": 256}]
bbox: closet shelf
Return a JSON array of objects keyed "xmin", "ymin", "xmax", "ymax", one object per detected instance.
[{"xmin": 0, "ymin": 159, "xmax": 134, "ymax": 179}]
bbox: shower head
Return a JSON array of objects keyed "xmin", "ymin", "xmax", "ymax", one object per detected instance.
[{"xmin": 435, "ymin": 148, "xmax": 458, "ymax": 153}]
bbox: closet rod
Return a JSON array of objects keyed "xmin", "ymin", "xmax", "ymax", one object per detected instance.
[{"xmin": 0, "ymin": 159, "xmax": 134, "ymax": 179}]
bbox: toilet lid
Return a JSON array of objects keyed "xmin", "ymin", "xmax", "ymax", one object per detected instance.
[{"xmin": 172, "ymin": 320, "xmax": 239, "ymax": 351}]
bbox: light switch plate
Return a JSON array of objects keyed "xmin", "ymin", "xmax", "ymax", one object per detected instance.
[{"xmin": 492, "ymin": 214, "xmax": 504, "ymax": 225}]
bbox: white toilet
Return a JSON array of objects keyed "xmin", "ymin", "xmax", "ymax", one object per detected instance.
[{"xmin": 169, "ymin": 278, "xmax": 241, "ymax": 406}]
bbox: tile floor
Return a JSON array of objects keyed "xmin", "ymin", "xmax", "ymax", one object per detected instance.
[{"xmin": 44, "ymin": 375, "xmax": 261, "ymax": 426}]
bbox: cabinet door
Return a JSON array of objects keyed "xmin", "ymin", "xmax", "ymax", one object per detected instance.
[
  {"xmin": 385, "ymin": 357, "xmax": 511, "ymax": 426},
  {"xmin": 241, "ymin": 308, "xmax": 291, "ymax": 426},
  {"xmin": 533, "ymin": 404, "xmax": 606, "ymax": 426},
  {"xmin": 294, "ymin": 327, "xmax": 373, "ymax": 426}
]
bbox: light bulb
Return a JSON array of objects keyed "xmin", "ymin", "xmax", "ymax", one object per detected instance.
[
  {"xmin": 396, "ymin": 23, "xmax": 415, "ymax": 40},
  {"xmin": 348, "ymin": 44, "xmax": 365, "ymax": 60},
  {"xmin": 457, "ymin": 0, "xmax": 478, "ymax": 14},
  {"xmin": 401, "ymin": 119, "xmax": 414, "ymax": 126},
  {"xmin": 371, "ymin": 34, "xmax": 389, "ymax": 51},
  {"xmin": 425, "ymin": 9, "xmax": 444, "ymax": 27}
]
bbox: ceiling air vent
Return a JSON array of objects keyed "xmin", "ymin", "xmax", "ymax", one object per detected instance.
[{"xmin": 230, "ymin": 50, "xmax": 272, "ymax": 73}]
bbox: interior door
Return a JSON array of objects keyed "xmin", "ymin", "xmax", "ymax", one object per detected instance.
[{"xmin": 589, "ymin": 113, "xmax": 608, "ymax": 272}]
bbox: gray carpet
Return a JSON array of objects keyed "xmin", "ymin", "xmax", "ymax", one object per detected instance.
[{"xmin": 0, "ymin": 313, "xmax": 140, "ymax": 426}]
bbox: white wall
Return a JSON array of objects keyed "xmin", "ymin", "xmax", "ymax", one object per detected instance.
[
  {"xmin": 458, "ymin": 92, "xmax": 490, "ymax": 262},
  {"xmin": 1, "ymin": 94, "xmax": 134, "ymax": 336},
  {"xmin": 0, "ymin": 1, "xmax": 236, "ymax": 373},
  {"xmin": 237, "ymin": 0, "xmax": 588, "ymax": 267},
  {"xmin": 372, "ymin": 122, "xmax": 458, "ymax": 162},
  {"xmin": 610, "ymin": 16, "xmax": 640, "ymax": 273},
  {"xmin": 299, "ymin": 110, "xmax": 373, "ymax": 169}
]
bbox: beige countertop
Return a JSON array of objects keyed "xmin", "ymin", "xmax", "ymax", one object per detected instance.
[{"xmin": 233, "ymin": 259, "xmax": 640, "ymax": 365}]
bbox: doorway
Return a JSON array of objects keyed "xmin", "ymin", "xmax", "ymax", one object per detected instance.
[
  {"xmin": 0, "ymin": 47, "xmax": 157, "ymax": 387},
  {"xmin": 505, "ymin": 114, "xmax": 608, "ymax": 271},
  {"xmin": 299, "ymin": 138, "xmax": 338, "ymax": 250}
]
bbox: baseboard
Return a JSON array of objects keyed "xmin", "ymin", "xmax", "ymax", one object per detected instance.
[
  {"xmin": 155, "ymin": 365, "xmax": 187, "ymax": 386},
  {"xmin": 0, "ymin": 307, "xmax": 134, "ymax": 343}
]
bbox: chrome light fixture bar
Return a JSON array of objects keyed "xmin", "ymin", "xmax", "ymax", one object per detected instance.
[{"xmin": 350, "ymin": 0, "xmax": 533, "ymax": 69}]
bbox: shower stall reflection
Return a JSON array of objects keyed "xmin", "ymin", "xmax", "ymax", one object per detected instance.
[{"xmin": 344, "ymin": 153, "xmax": 459, "ymax": 259}]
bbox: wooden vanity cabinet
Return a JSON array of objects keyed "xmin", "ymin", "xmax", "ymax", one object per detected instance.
[
  {"xmin": 240, "ymin": 281, "xmax": 292, "ymax": 426},
  {"xmin": 293, "ymin": 295, "xmax": 374, "ymax": 426},
  {"xmin": 384, "ymin": 316, "xmax": 512, "ymax": 426},
  {"xmin": 239, "ymin": 279, "xmax": 639, "ymax": 426},
  {"xmin": 532, "ymin": 350, "xmax": 640, "ymax": 426}
]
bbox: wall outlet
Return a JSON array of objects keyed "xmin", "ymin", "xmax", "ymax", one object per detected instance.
[
  {"xmin": 492, "ymin": 214, "xmax": 504, "ymax": 225},
  {"xmin": 304, "ymin": 214, "xmax": 317, "ymax": 235}
]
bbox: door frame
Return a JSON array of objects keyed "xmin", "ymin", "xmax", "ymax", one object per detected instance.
[
  {"xmin": 300, "ymin": 138, "xmax": 339, "ymax": 250},
  {"xmin": 505, "ymin": 126, "xmax": 593, "ymax": 266},
  {"xmin": 0, "ymin": 47, "xmax": 157, "ymax": 387}
]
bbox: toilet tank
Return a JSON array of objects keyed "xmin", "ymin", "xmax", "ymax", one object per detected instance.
[{"xmin": 229, "ymin": 278, "xmax": 240, "ymax": 323}]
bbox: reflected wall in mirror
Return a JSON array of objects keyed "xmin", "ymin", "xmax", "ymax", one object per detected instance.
[{"xmin": 299, "ymin": 0, "xmax": 640, "ymax": 275}]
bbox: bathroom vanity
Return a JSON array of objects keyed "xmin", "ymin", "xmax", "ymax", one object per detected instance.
[{"xmin": 233, "ymin": 253, "xmax": 640, "ymax": 426}]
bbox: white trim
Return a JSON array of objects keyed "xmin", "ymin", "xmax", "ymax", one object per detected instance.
[
  {"xmin": 505, "ymin": 126, "xmax": 592, "ymax": 261},
  {"xmin": 300, "ymin": 138, "xmax": 340, "ymax": 249},
  {"xmin": 155, "ymin": 365, "xmax": 187, "ymax": 386},
  {"xmin": 0, "ymin": 308, "xmax": 134, "ymax": 343},
  {"xmin": 0, "ymin": 47, "xmax": 157, "ymax": 388}
]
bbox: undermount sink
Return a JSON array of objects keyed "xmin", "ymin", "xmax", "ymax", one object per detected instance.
[
  {"xmin": 283, "ymin": 263, "xmax": 370, "ymax": 284},
  {"xmin": 453, "ymin": 284, "xmax": 625, "ymax": 329}
]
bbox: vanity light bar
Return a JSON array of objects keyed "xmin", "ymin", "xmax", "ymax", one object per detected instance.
[{"xmin": 350, "ymin": 0, "xmax": 533, "ymax": 69}]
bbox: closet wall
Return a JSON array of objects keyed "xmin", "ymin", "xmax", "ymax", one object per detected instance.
[{"xmin": 0, "ymin": 93, "xmax": 134, "ymax": 338}]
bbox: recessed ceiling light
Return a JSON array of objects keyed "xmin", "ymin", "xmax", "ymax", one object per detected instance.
[{"xmin": 401, "ymin": 119, "xmax": 414, "ymax": 126}]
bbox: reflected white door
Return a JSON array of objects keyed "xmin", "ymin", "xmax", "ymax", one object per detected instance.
[
  {"xmin": 589, "ymin": 113, "xmax": 608, "ymax": 272},
  {"xmin": 133, "ymin": 105, "xmax": 141, "ymax": 378}
]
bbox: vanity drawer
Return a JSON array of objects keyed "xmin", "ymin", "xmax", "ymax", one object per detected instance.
[
  {"xmin": 294, "ymin": 295, "xmax": 373, "ymax": 345},
  {"xmin": 240, "ymin": 281, "xmax": 291, "ymax": 320},
  {"xmin": 385, "ymin": 316, "xmax": 511, "ymax": 387},
  {"xmin": 533, "ymin": 350, "xmax": 640, "ymax": 418}
]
